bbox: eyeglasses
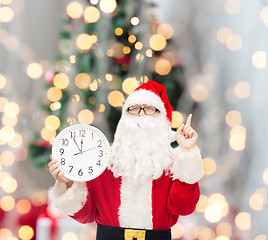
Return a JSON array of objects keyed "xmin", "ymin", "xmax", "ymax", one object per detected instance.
[{"xmin": 127, "ymin": 105, "xmax": 160, "ymax": 115}]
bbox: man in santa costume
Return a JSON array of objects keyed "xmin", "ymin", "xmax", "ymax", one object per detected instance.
[{"xmin": 48, "ymin": 81, "xmax": 204, "ymax": 240}]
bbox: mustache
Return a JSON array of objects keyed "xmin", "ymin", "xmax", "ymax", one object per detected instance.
[{"xmin": 120, "ymin": 116, "xmax": 159, "ymax": 130}]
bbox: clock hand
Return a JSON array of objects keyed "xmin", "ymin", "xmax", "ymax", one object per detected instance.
[
  {"xmin": 80, "ymin": 137, "xmax": 84, "ymax": 152},
  {"xmin": 73, "ymin": 138, "xmax": 81, "ymax": 152},
  {"xmin": 74, "ymin": 146, "xmax": 99, "ymax": 156},
  {"xmin": 82, "ymin": 146, "xmax": 99, "ymax": 153}
]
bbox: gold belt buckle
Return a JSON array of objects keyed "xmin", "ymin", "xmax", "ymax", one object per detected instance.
[{"xmin": 124, "ymin": 229, "xmax": 146, "ymax": 240}]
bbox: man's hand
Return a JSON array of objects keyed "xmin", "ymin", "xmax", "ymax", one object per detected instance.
[
  {"xmin": 175, "ymin": 114, "xmax": 198, "ymax": 151},
  {"xmin": 48, "ymin": 155, "xmax": 73, "ymax": 188}
]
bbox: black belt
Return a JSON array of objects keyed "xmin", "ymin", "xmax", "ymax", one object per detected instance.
[{"xmin": 96, "ymin": 224, "xmax": 171, "ymax": 240}]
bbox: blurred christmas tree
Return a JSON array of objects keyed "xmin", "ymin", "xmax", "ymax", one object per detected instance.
[{"xmin": 28, "ymin": 0, "xmax": 186, "ymax": 168}]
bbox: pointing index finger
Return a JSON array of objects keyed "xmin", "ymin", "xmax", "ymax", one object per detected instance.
[{"xmin": 185, "ymin": 114, "xmax": 192, "ymax": 127}]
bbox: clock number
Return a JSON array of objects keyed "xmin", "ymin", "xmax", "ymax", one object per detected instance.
[
  {"xmin": 88, "ymin": 166, "xmax": 93, "ymax": 174},
  {"xmin": 99, "ymin": 150, "xmax": 103, "ymax": 157},
  {"xmin": 61, "ymin": 158, "xmax": 65, "ymax": 165},
  {"xmin": 79, "ymin": 130, "xmax": 85, "ymax": 137},
  {"xmin": 62, "ymin": 139, "xmax": 69, "ymax": 146},
  {"xmin": 70, "ymin": 131, "xmax": 76, "ymax": 139},
  {"xmin": 96, "ymin": 160, "xmax": 101, "ymax": 166},
  {"xmin": 78, "ymin": 169, "xmax": 83, "ymax": 176},
  {"xmin": 69, "ymin": 166, "xmax": 73, "ymax": 173},
  {"xmin": 59, "ymin": 148, "xmax": 64, "ymax": 155},
  {"xmin": 98, "ymin": 140, "xmax": 102, "ymax": 147}
]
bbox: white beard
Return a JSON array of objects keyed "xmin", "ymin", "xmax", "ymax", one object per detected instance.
[{"xmin": 108, "ymin": 113, "xmax": 173, "ymax": 182}]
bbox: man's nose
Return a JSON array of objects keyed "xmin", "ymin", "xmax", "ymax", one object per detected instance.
[{"xmin": 138, "ymin": 109, "xmax": 146, "ymax": 116}]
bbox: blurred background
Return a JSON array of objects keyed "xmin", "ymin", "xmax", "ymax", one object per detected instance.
[{"xmin": 0, "ymin": 0, "xmax": 268, "ymax": 239}]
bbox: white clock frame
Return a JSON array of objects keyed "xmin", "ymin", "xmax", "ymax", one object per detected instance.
[{"xmin": 51, "ymin": 124, "xmax": 110, "ymax": 182}]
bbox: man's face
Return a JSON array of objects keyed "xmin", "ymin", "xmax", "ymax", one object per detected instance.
[{"xmin": 126, "ymin": 104, "xmax": 160, "ymax": 117}]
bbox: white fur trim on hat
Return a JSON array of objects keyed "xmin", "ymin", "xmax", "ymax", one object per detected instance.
[
  {"xmin": 123, "ymin": 89, "xmax": 167, "ymax": 117},
  {"xmin": 170, "ymin": 145, "xmax": 204, "ymax": 184},
  {"xmin": 49, "ymin": 181, "xmax": 88, "ymax": 216}
]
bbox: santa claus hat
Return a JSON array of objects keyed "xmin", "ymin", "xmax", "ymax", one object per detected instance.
[{"xmin": 123, "ymin": 81, "xmax": 172, "ymax": 123}]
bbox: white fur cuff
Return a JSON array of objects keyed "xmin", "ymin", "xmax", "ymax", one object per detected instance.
[
  {"xmin": 170, "ymin": 145, "xmax": 204, "ymax": 184},
  {"xmin": 49, "ymin": 181, "xmax": 88, "ymax": 216}
]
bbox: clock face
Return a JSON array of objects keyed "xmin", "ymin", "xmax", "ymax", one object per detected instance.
[{"xmin": 51, "ymin": 124, "xmax": 110, "ymax": 182}]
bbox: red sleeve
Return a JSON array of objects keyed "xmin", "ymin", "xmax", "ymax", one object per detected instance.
[
  {"xmin": 167, "ymin": 180, "xmax": 200, "ymax": 216},
  {"xmin": 69, "ymin": 181, "xmax": 97, "ymax": 224}
]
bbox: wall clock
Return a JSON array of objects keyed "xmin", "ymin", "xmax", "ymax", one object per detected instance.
[{"xmin": 51, "ymin": 124, "xmax": 110, "ymax": 182}]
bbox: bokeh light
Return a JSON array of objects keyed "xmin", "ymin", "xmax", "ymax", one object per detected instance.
[
  {"xmin": 1, "ymin": 151, "xmax": 15, "ymax": 166},
  {"xmin": 204, "ymin": 204, "xmax": 222, "ymax": 223},
  {"xmin": 115, "ymin": 27, "xmax": 123, "ymax": 36},
  {"xmin": 1, "ymin": 177, "xmax": 18, "ymax": 193},
  {"xmin": 202, "ymin": 157, "xmax": 217, "ymax": 176},
  {"xmin": 84, "ymin": 6, "xmax": 100, "ymax": 23},
  {"xmin": 99, "ymin": 0, "xmax": 117, "ymax": 14},
  {"xmin": 99, "ymin": 104, "xmax": 105, "ymax": 112},
  {"xmin": 8, "ymin": 132, "xmax": 23, "ymax": 148},
  {"xmin": 26, "ymin": 63, "xmax": 43, "ymax": 79},
  {"xmin": 226, "ymin": 34, "xmax": 242, "ymax": 51},
  {"xmin": 234, "ymin": 81, "xmax": 250, "ymax": 99},
  {"xmin": 18, "ymin": 225, "xmax": 34, "ymax": 240},
  {"xmin": 225, "ymin": 110, "xmax": 241, "ymax": 127},
  {"xmin": 53, "ymin": 73, "xmax": 70, "ymax": 89},
  {"xmin": 108, "ymin": 90, "xmax": 125, "ymax": 107},
  {"xmin": 216, "ymin": 222, "xmax": 232, "ymax": 238},
  {"xmin": 263, "ymin": 168, "xmax": 268, "ymax": 186},
  {"xmin": 47, "ymin": 87, "xmax": 62, "ymax": 102},
  {"xmin": 229, "ymin": 125, "xmax": 246, "ymax": 151},
  {"xmin": 0, "ymin": 97, "xmax": 8, "ymax": 112},
  {"xmin": 224, "ymin": 0, "xmax": 240, "ymax": 15},
  {"xmin": 62, "ymin": 232, "xmax": 78, "ymax": 240},
  {"xmin": 131, "ymin": 16, "xmax": 139, "ymax": 26},
  {"xmin": 217, "ymin": 27, "xmax": 232, "ymax": 44},
  {"xmin": 252, "ymin": 51, "xmax": 267, "ymax": 69},
  {"xmin": 190, "ymin": 84, "xmax": 208, "ymax": 102},
  {"xmin": 76, "ymin": 34, "xmax": 93, "ymax": 51},
  {"xmin": 135, "ymin": 41, "xmax": 143, "ymax": 50},
  {"xmin": 157, "ymin": 23, "xmax": 174, "ymax": 39},
  {"xmin": 0, "ymin": 228, "xmax": 12, "ymax": 239},
  {"xmin": 235, "ymin": 212, "xmax": 251, "ymax": 230},
  {"xmin": 0, "ymin": 6, "xmax": 14, "ymax": 22},
  {"xmin": 260, "ymin": 6, "xmax": 268, "ymax": 26},
  {"xmin": 255, "ymin": 235, "xmax": 267, "ymax": 240},
  {"xmin": 78, "ymin": 109, "xmax": 94, "ymax": 125},
  {"xmin": 171, "ymin": 111, "xmax": 183, "ymax": 128},
  {"xmin": 89, "ymin": 79, "xmax": 99, "ymax": 91},
  {"xmin": 16, "ymin": 199, "xmax": 32, "ymax": 214},
  {"xmin": 128, "ymin": 35, "xmax": 136, "ymax": 43},
  {"xmin": 0, "ymin": 126, "xmax": 15, "ymax": 142},
  {"xmin": 155, "ymin": 58, "xmax": 171, "ymax": 75},
  {"xmin": 249, "ymin": 192, "xmax": 264, "ymax": 211},
  {"xmin": 0, "ymin": 195, "xmax": 15, "ymax": 211},
  {"xmin": 4, "ymin": 102, "xmax": 19, "ymax": 117},
  {"xmin": 2, "ymin": 114, "xmax": 18, "ymax": 127},
  {"xmin": 198, "ymin": 227, "xmax": 215, "ymax": 240},
  {"xmin": 50, "ymin": 102, "xmax": 62, "ymax": 111},
  {"xmin": 66, "ymin": 2, "xmax": 83, "ymax": 19},
  {"xmin": 171, "ymin": 222, "xmax": 184, "ymax": 239},
  {"xmin": 149, "ymin": 34, "xmax": 166, "ymax": 51},
  {"xmin": 75, "ymin": 73, "xmax": 91, "ymax": 89},
  {"xmin": 41, "ymin": 127, "xmax": 56, "ymax": 142},
  {"xmin": 0, "ymin": 74, "xmax": 7, "ymax": 89},
  {"xmin": 122, "ymin": 77, "xmax": 139, "ymax": 95},
  {"xmin": 45, "ymin": 115, "xmax": 61, "ymax": 130},
  {"xmin": 196, "ymin": 195, "xmax": 209, "ymax": 213}
]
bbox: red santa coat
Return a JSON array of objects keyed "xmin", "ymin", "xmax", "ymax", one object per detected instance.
[{"xmin": 50, "ymin": 146, "xmax": 204, "ymax": 230}]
